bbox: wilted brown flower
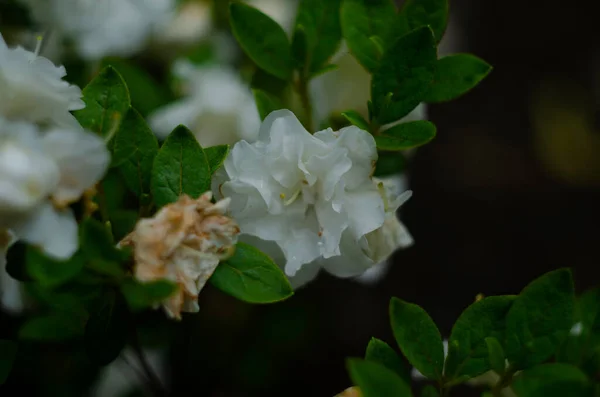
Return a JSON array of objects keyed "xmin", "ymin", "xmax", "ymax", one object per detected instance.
[
  {"xmin": 120, "ymin": 192, "xmax": 239, "ymax": 319},
  {"xmin": 335, "ymin": 386, "xmax": 361, "ymax": 397}
]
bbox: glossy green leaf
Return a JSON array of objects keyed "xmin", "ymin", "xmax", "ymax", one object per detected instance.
[
  {"xmin": 347, "ymin": 358, "xmax": 413, "ymax": 397},
  {"xmin": 26, "ymin": 247, "xmax": 85, "ymax": 288},
  {"xmin": 485, "ymin": 337, "xmax": 507, "ymax": 375},
  {"xmin": 424, "ymin": 54, "xmax": 492, "ymax": 103},
  {"xmin": 229, "ymin": 3, "xmax": 293, "ymax": 80},
  {"xmin": 151, "ymin": 125, "xmax": 210, "ymax": 208},
  {"xmin": 19, "ymin": 313, "xmax": 85, "ymax": 341},
  {"xmin": 210, "ymin": 242, "xmax": 293, "ymax": 304},
  {"xmin": 400, "ymin": 0, "xmax": 448, "ymax": 42},
  {"xmin": 73, "ymin": 66, "xmax": 130, "ymax": 139},
  {"xmin": 444, "ymin": 296, "xmax": 514, "ymax": 379},
  {"xmin": 253, "ymin": 89, "xmax": 284, "ymax": 121},
  {"xmin": 371, "ymin": 26, "xmax": 437, "ymax": 124},
  {"xmin": 204, "ymin": 145, "xmax": 230, "ymax": 175},
  {"xmin": 374, "ymin": 152, "xmax": 407, "ymax": 177},
  {"xmin": 505, "ymin": 269, "xmax": 575, "ymax": 369},
  {"xmin": 0, "ymin": 340, "xmax": 17, "ymax": 385},
  {"xmin": 512, "ymin": 363, "xmax": 591, "ymax": 397},
  {"xmin": 375, "ymin": 121, "xmax": 436, "ymax": 150},
  {"xmin": 341, "ymin": 110, "xmax": 370, "ymax": 131},
  {"xmin": 365, "ymin": 338, "xmax": 410, "ymax": 382},
  {"xmin": 120, "ymin": 279, "xmax": 178, "ymax": 312},
  {"xmin": 390, "ymin": 297, "xmax": 444, "ymax": 380}
]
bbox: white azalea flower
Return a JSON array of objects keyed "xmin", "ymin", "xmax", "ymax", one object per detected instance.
[
  {"xmin": 19, "ymin": 0, "xmax": 175, "ymax": 60},
  {"xmin": 213, "ymin": 109, "xmax": 386, "ymax": 279},
  {"xmin": 0, "ymin": 117, "xmax": 109, "ymax": 259},
  {"xmin": 148, "ymin": 61, "xmax": 260, "ymax": 146},
  {"xmin": 0, "ymin": 33, "xmax": 84, "ymax": 128},
  {"xmin": 155, "ymin": 0, "xmax": 213, "ymax": 46}
]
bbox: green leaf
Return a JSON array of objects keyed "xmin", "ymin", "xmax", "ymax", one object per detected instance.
[
  {"xmin": 73, "ymin": 66, "xmax": 130, "ymax": 139},
  {"xmin": 371, "ymin": 26, "xmax": 437, "ymax": 124},
  {"xmin": 505, "ymin": 268, "xmax": 575, "ymax": 369},
  {"xmin": 485, "ymin": 337, "xmax": 506, "ymax": 375},
  {"xmin": 204, "ymin": 145, "xmax": 230, "ymax": 175},
  {"xmin": 120, "ymin": 279, "xmax": 178, "ymax": 312},
  {"xmin": 347, "ymin": 358, "xmax": 413, "ymax": 397},
  {"xmin": 253, "ymin": 89, "xmax": 284, "ymax": 121},
  {"xmin": 310, "ymin": 63, "xmax": 339, "ymax": 79},
  {"xmin": 389, "ymin": 297, "xmax": 444, "ymax": 380},
  {"xmin": 365, "ymin": 338, "xmax": 410, "ymax": 382},
  {"xmin": 26, "ymin": 247, "xmax": 85, "ymax": 288},
  {"xmin": 341, "ymin": 0, "xmax": 398, "ymax": 72},
  {"xmin": 19, "ymin": 313, "xmax": 85, "ymax": 341},
  {"xmin": 85, "ymin": 290, "xmax": 129, "ymax": 366},
  {"xmin": 5, "ymin": 241, "xmax": 32, "ymax": 282},
  {"xmin": 209, "ymin": 242, "xmax": 293, "ymax": 304},
  {"xmin": 341, "ymin": 110, "xmax": 370, "ymax": 130},
  {"xmin": 80, "ymin": 218, "xmax": 130, "ymax": 263},
  {"xmin": 400, "ymin": 0, "xmax": 448, "ymax": 42},
  {"xmin": 579, "ymin": 288, "xmax": 600, "ymax": 346},
  {"xmin": 110, "ymin": 210, "xmax": 139, "ymax": 242},
  {"xmin": 420, "ymin": 385, "xmax": 439, "ymax": 397},
  {"xmin": 292, "ymin": 0, "xmax": 342, "ymax": 73},
  {"xmin": 375, "ymin": 121, "xmax": 436, "ymax": 151},
  {"xmin": 512, "ymin": 363, "xmax": 592, "ymax": 397},
  {"xmin": 0, "ymin": 340, "xmax": 17, "ymax": 385},
  {"xmin": 229, "ymin": 3, "xmax": 293, "ymax": 80},
  {"xmin": 151, "ymin": 125, "xmax": 211, "ymax": 208},
  {"xmin": 444, "ymin": 296, "xmax": 515, "ymax": 379},
  {"xmin": 423, "ymin": 54, "xmax": 492, "ymax": 103},
  {"xmin": 374, "ymin": 152, "xmax": 407, "ymax": 177},
  {"xmin": 112, "ymin": 107, "xmax": 159, "ymax": 197}
]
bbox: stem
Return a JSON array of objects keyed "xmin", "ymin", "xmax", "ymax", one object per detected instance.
[
  {"xmin": 130, "ymin": 327, "xmax": 168, "ymax": 397},
  {"xmin": 297, "ymin": 75, "xmax": 314, "ymax": 132}
]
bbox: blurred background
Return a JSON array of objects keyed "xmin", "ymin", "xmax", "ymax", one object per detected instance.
[{"xmin": 1, "ymin": 0, "xmax": 600, "ymax": 396}]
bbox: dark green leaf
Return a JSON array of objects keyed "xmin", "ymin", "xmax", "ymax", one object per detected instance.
[
  {"xmin": 293, "ymin": 0, "xmax": 342, "ymax": 73},
  {"xmin": 209, "ymin": 242, "xmax": 293, "ymax": 304},
  {"xmin": 80, "ymin": 218, "xmax": 130, "ymax": 263},
  {"xmin": 112, "ymin": 107, "xmax": 159, "ymax": 197},
  {"xmin": 26, "ymin": 247, "xmax": 85, "ymax": 288},
  {"xmin": 250, "ymin": 68, "xmax": 289, "ymax": 100},
  {"xmin": 424, "ymin": 54, "xmax": 492, "ymax": 103},
  {"xmin": 73, "ymin": 66, "xmax": 130, "ymax": 139},
  {"xmin": 341, "ymin": 0, "xmax": 398, "ymax": 72},
  {"xmin": 347, "ymin": 358, "xmax": 413, "ymax": 397},
  {"xmin": 85, "ymin": 290, "xmax": 129, "ymax": 366},
  {"xmin": 253, "ymin": 89, "xmax": 284, "ymax": 121},
  {"xmin": 19, "ymin": 313, "xmax": 85, "ymax": 341},
  {"xmin": 371, "ymin": 26, "xmax": 437, "ymax": 124},
  {"xmin": 389, "ymin": 297, "xmax": 444, "ymax": 380},
  {"xmin": 579, "ymin": 288, "xmax": 600, "ymax": 345},
  {"xmin": 512, "ymin": 363, "xmax": 592, "ymax": 397},
  {"xmin": 120, "ymin": 279, "xmax": 178, "ymax": 312},
  {"xmin": 374, "ymin": 152, "xmax": 407, "ymax": 177},
  {"xmin": 420, "ymin": 385, "xmax": 439, "ymax": 397},
  {"xmin": 444, "ymin": 296, "xmax": 514, "ymax": 379},
  {"xmin": 365, "ymin": 338, "xmax": 410, "ymax": 382},
  {"xmin": 151, "ymin": 125, "xmax": 210, "ymax": 208},
  {"xmin": 0, "ymin": 340, "xmax": 17, "ymax": 385},
  {"xmin": 5, "ymin": 241, "xmax": 32, "ymax": 282},
  {"xmin": 229, "ymin": 3, "xmax": 293, "ymax": 80},
  {"xmin": 400, "ymin": 0, "xmax": 448, "ymax": 42},
  {"xmin": 205, "ymin": 145, "xmax": 230, "ymax": 175},
  {"xmin": 505, "ymin": 268, "xmax": 575, "ymax": 369},
  {"xmin": 485, "ymin": 337, "xmax": 506, "ymax": 375},
  {"xmin": 110, "ymin": 210, "xmax": 139, "ymax": 242},
  {"xmin": 375, "ymin": 121, "xmax": 436, "ymax": 150},
  {"xmin": 342, "ymin": 110, "xmax": 370, "ymax": 130},
  {"xmin": 309, "ymin": 63, "xmax": 339, "ymax": 79}
]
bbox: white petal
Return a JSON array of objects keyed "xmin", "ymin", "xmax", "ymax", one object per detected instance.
[
  {"xmin": 344, "ymin": 188, "xmax": 386, "ymax": 239},
  {"xmin": 258, "ymin": 109, "xmax": 309, "ymax": 143},
  {"xmin": 321, "ymin": 231, "xmax": 373, "ymax": 278}
]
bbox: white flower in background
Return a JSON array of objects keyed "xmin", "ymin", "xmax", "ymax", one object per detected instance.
[
  {"xmin": 119, "ymin": 193, "xmax": 239, "ymax": 320},
  {"xmin": 156, "ymin": 0, "xmax": 213, "ymax": 46},
  {"xmin": 0, "ymin": 33, "xmax": 84, "ymax": 128},
  {"xmin": 148, "ymin": 60, "xmax": 260, "ymax": 146},
  {"xmin": 19, "ymin": 0, "xmax": 175, "ymax": 60},
  {"xmin": 0, "ymin": 117, "xmax": 109, "ymax": 259},
  {"xmin": 213, "ymin": 109, "xmax": 388, "ymax": 280}
]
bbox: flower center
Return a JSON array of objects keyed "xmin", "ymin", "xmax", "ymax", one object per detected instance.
[{"xmin": 280, "ymin": 188, "xmax": 302, "ymax": 206}]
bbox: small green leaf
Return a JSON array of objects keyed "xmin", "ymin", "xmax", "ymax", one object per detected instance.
[
  {"xmin": 341, "ymin": 110, "xmax": 370, "ymax": 130},
  {"xmin": 209, "ymin": 242, "xmax": 293, "ymax": 304},
  {"xmin": 112, "ymin": 107, "xmax": 159, "ymax": 197},
  {"xmin": 151, "ymin": 125, "xmax": 211, "ymax": 208},
  {"xmin": 204, "ymin": 145, "xmax": 230, "ymax": 175},
  {"xmin": 26, "ymin": 247, "xmax": 85, "ymax": 288},
  {"xmin": 512, "ymin": 363, "xmax": 591, "ymax": 397},
  {"xmin": 485, "ymin": 337, "xmax": 507, "ymax": 375},
  {"xmin": 424, "ymin": 54, "xmax": 492, "ymax": 103},
  {"xmin": 420, "ymin": 385, "xmax": 439, "ymax": 397},
  {"xmin": 80, "ymin": 218, "xmax": 130, "ymax": 263},
  {"xmin": 444, "ymin": 296, "xmax": 515, "ymax": 379},
  {"xmin": 253, "ymin": 89, "xmax": 284, "ymax": 121},
  {"xmin": 73, "ymin": 66, "xmax": 130, "ymax": 139},
  {"xmin": 110, "ymin": 210, "xmax": 139, "ymax": 242},
  {"xmin": 371, "ymin": 26, "xmax": 437, "ymax": 124},
  {"xmin": 85, "ymin": 290, "xmax": 129, "ymax": 366},
  {"xmin": 229, "ymin": 3, "xmax": 293, "ymax": 80},
  {"xmin": 120, "ymin": 279, "xmax": 178, "ymax": 312},
  {"xmin": 375, "ymin": 121, "xmax": 436, "ymax": 151},
  {"xmin": 374, "ymin": 152, "xmax": 407, "ymax": 177},
  {"xmin": 389, "ymin": 297, "xmax": 444, "ymax": 380},
  {"xmin": 341, "ymin": 0, "xmax": 398, "ymax": 72},
  {"xmin": 505, "ymin": 268, "xmax": 575, "ymax": 369},
  {"xmin": 347, "ymin": 358, "xmax": 413, "ymax": 397},
  {"xmin": 19, "ymin": 313, "xmax": 85, "ymax": 341},
  {"xmin": 365, "ymin": 338, "xmax": 410, "ymax": 382},
  {"xmin": 400, "ymin": 0, "xmax": 449, "ymax": 42},
  {"xmin": 0, "ymin": 340, "xmax": 17, "ymax": 385}
]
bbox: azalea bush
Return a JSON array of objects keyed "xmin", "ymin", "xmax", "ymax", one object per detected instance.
[{"xmin": 1, "ymin": 0, "xmax": 596, "ymax": 396}]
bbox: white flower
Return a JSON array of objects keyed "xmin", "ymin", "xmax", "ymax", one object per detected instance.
[
  {"xmin": 119, "ymin": 193, "xmax": 240, "ymax": 320},
  {"xmin": 148, "ymin": 61, "xmax": 260, "ymax": 146},
  {"xmin": 0, "ymin": 117, "xmax": 109, "ymax": 259},
  {"xmin": 19, "ymin": 0, "xmax": 175, "ymax": 60},
  {"xmin": 155, "ymin": 0, "xmax": 213, "ymax": 46},
  {"xmin": 0, "ymin": 33, "xmax": 84, "ymax": 128},
  {"xmin": 213, "ymin": 109, "xmax": 386, "ymax": 279}
]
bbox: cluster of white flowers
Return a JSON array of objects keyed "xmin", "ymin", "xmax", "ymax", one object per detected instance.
[{"xmin": 213, "ymin": 110, "xmax": 413, "ymax": 287}]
